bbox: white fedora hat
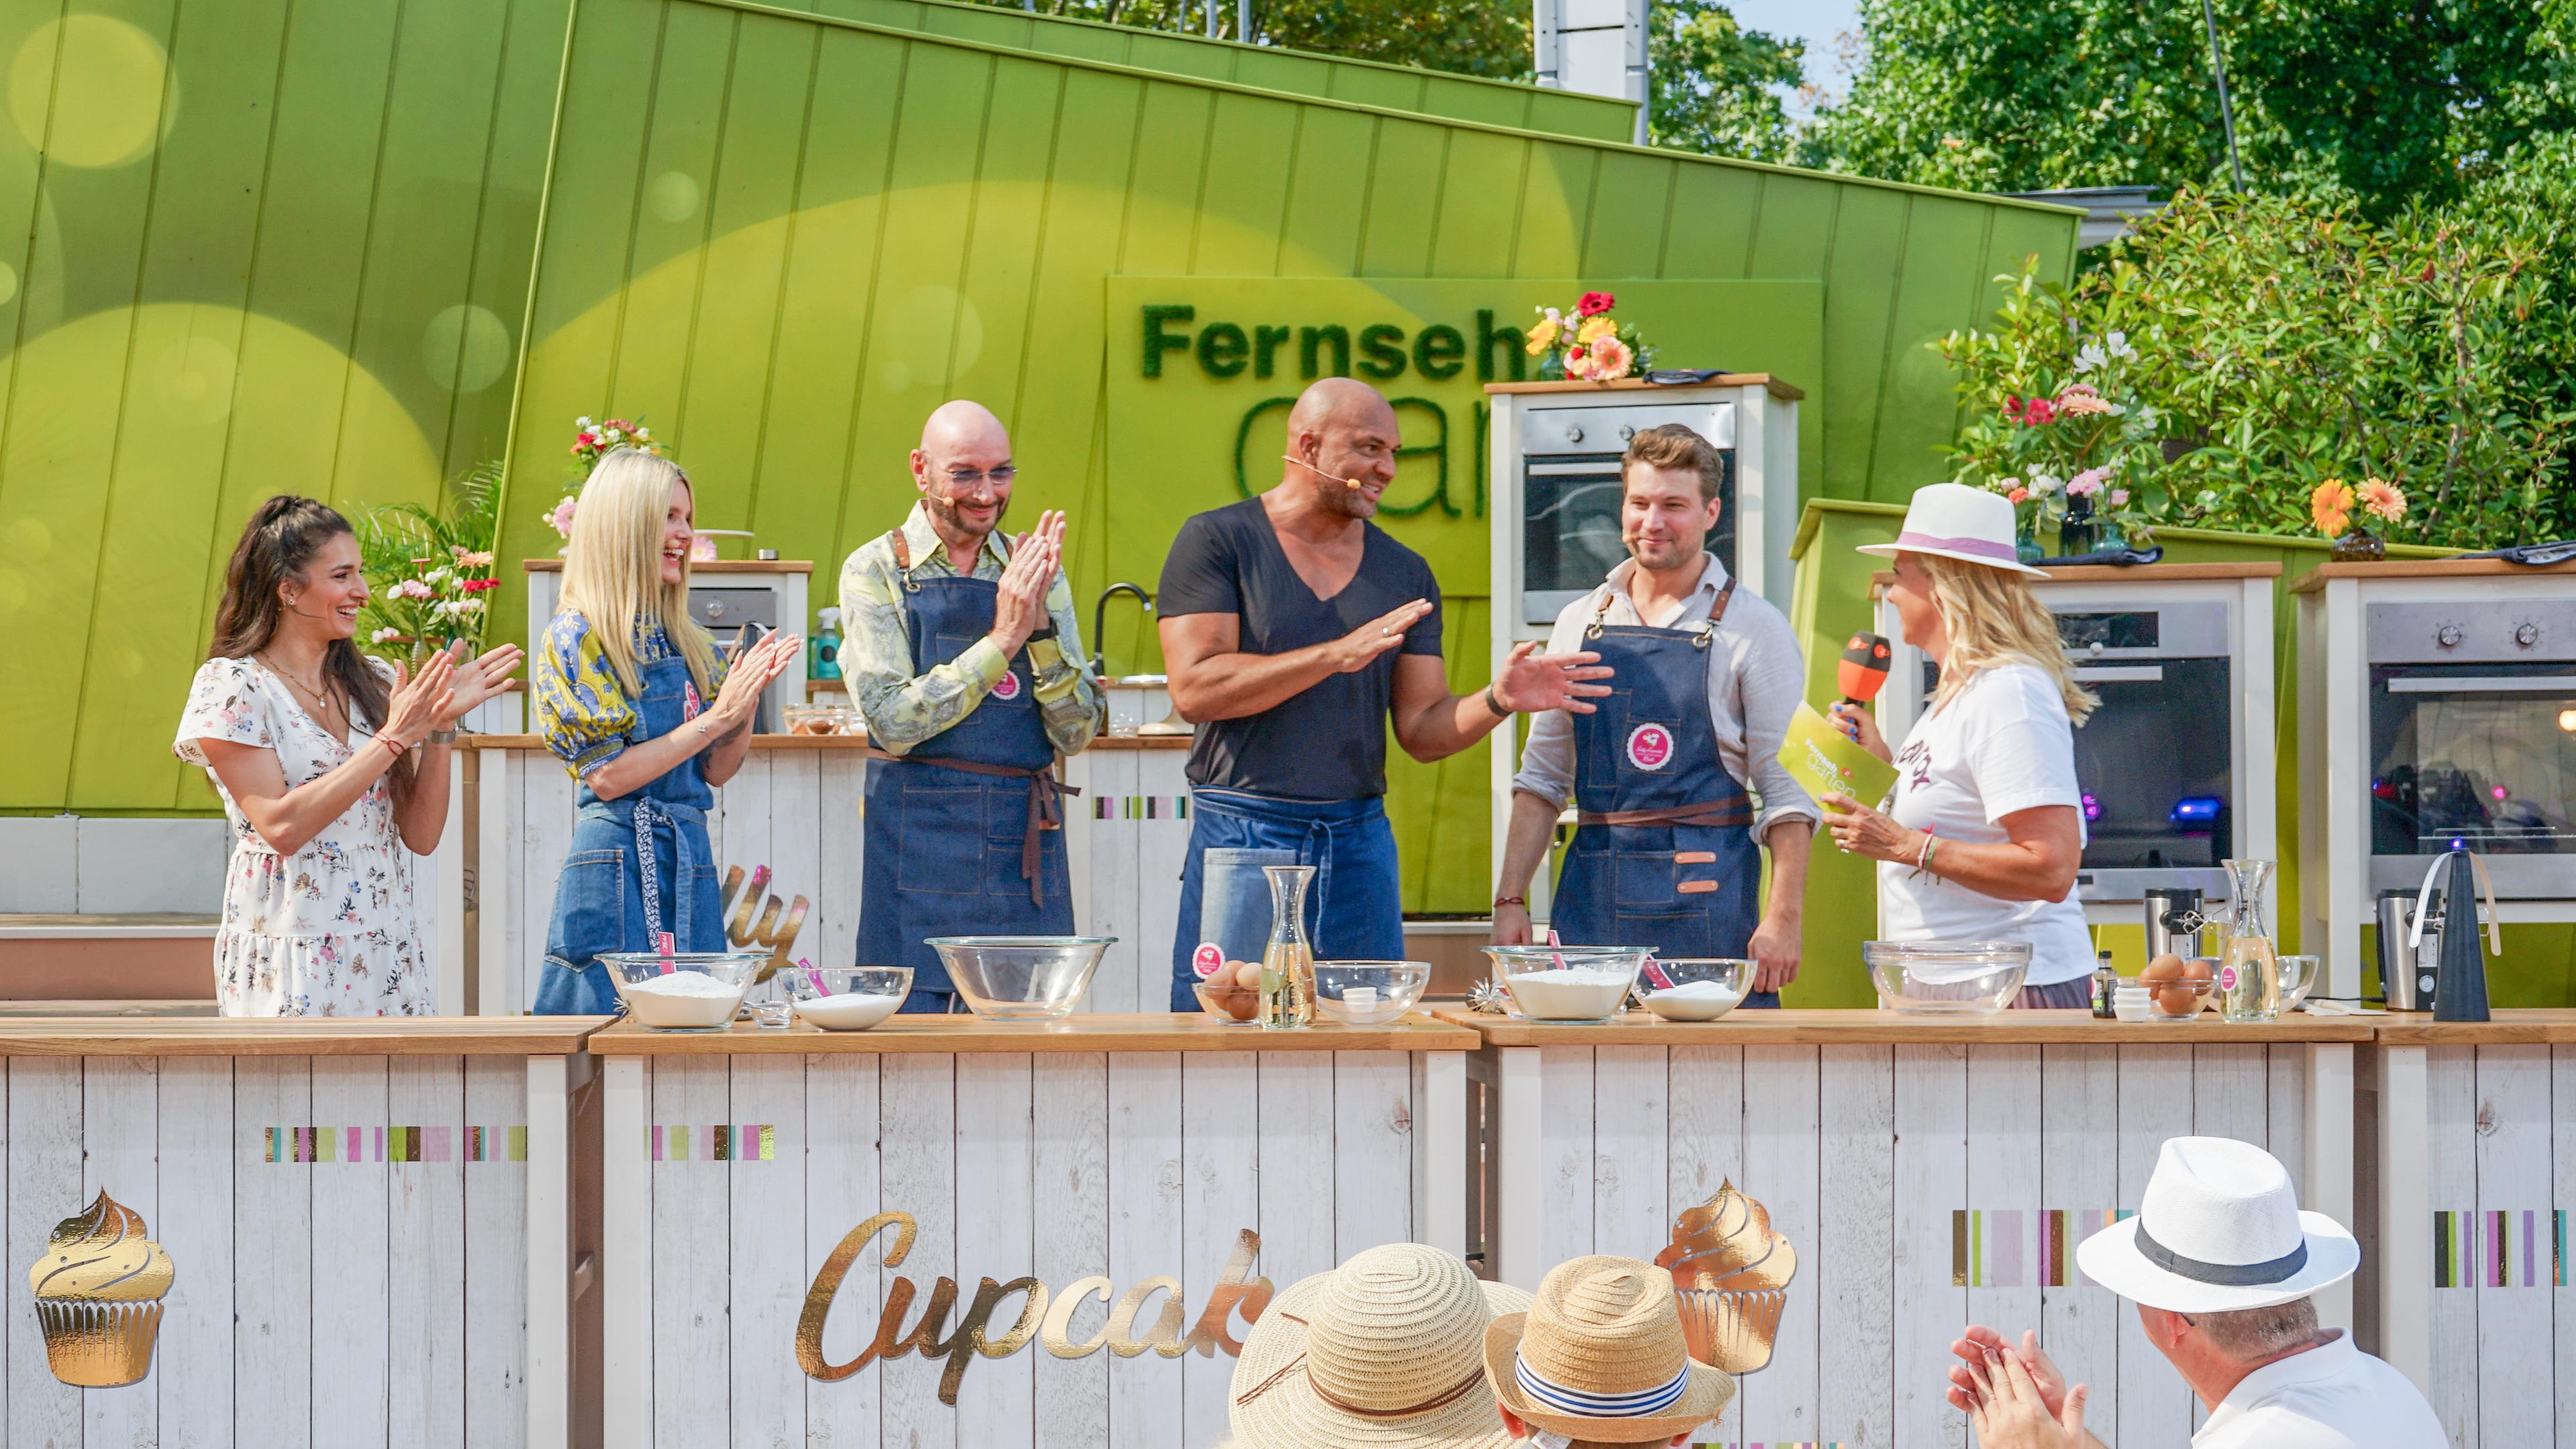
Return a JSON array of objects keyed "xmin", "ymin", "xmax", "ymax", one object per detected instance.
[
  {"xmin": 2076, "ymin": 1136, "xmax": 2360, "ymax": 1313},
  {"xmin": 1855, "ymin": 482, "xmax": 2050, "ymax": 578}
]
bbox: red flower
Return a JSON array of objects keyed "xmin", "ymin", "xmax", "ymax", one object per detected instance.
[
  {"xmin": 2021, "ymin": 398, "xmax": 2057, "ymax": 426},
  {"xmin": 462, "ymin": 578, "xmax": 500, "ymax": 593},
  {"xmin": 1576, "ymin": 290, "xmax": 1615, "ymax": 317}
]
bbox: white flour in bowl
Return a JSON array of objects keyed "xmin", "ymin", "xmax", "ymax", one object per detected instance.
[
  {"xmin": 1505, "ymin": 967, "xmax": 1633, "ymax": 1021},
  {"xmin": 619, "ymin": 971, "xmax": 745, "ymax": 1029},
  {"xmin": 795, "ymin": 994, "xmax": 903, "ymax": 1030}
]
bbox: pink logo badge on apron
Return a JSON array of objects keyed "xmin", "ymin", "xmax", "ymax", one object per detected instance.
[
  {"xmin": 1626, "ymin": 722, "xmax": 1674, "ymax": 771},
  {"xmin": 991, "ymin": 669, "xmax": 1022, "ymax": 702}
]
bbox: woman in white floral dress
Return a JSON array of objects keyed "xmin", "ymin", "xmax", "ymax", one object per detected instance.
[{"xmin": 174, "ymin": 496, "xmax": 521, "ymax": 1016}]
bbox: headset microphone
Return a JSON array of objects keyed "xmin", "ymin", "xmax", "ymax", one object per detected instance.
[{"xmin": 1838, "ymin": 631, "xmax": 1892, "ymax": 708}]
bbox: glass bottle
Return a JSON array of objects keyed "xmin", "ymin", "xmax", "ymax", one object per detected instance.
[
  {"xmin": 1259, "ymin": 865, "xmax": 1316, "ymax": 1030},
  {"xmin": 2217, "ymin": 858, "xmax": 2282, "ymax": 1023}
]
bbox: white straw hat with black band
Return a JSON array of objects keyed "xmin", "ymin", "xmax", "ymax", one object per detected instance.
[
  {"xmin": 1228, "ymin": 1242, "xmax": 1532, "ymax": 1449},
  {"xmin": 1481, "ymin": 1254, "xmax": 1733, "ymax": 1442},
  {"xmin": 2076, "ymin": 1136, "xmax": 2361, "ymax": 1314},
  {"xmin": 1855, "ymin": 482, "xmax": 2052, "ymax": 578}
]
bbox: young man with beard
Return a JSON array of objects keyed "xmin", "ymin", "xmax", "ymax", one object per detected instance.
[
  {"xmin": 1491, "ymin": 424, "xmax": 1814, "ymax": 1002},
  {"xmin": 1157, "ymin": 377, "xmax": 1611, "ymax": 1010},
  {"xmin": 839, "ymin": 399, "xmax": 1099, "ymax": 1012}
]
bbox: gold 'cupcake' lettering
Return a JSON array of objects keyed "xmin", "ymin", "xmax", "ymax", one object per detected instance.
[
  {"xmin": 1105, "ymin": 1275, "xmax": 1189, "ymax": 1358},
  {"xmin": 1182, "ymin": 1229, "xmax": 1274, "ymax": 1358},
  {"xmin": 1041, "ymin": 1275, "xmax": 1114, "ymax": 1358}
]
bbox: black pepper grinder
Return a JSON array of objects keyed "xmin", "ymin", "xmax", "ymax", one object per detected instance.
[{"xmin": 2421, "ymin": 849, "xmax": 2499, "ymax": 1024}]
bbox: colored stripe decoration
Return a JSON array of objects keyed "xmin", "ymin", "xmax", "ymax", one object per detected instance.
[
  {"xmin": 650, "ymin": 1124, "xmax": 778, "ymax": 1161},
  {"xmin": 260, "ymin": 1126, "xmax": 525, "ymax": 1163},
  {"xmin": 1691, "ymin": 1442, "xmax": 1845, "ymax": 1448},
  {"xmin": 2432, "ymin": 1210, "xmax": 2569, "ymax": 1288},
  {"xmin": 1952, "ymin": 1210, "xmax": 2132, "ymax": 1287},
  {"xmin": 1088, "ymin": 795, "xmax": 1189, "ymax": 820}
]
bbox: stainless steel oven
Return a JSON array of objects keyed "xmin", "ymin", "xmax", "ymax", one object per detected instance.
[
  {"xmin": 2366, "ymin": 600, "xmax": 2576, "ymax": 897},
  {"xmin": 1517, "ymin": 399, "xmax": 1733, "ymax": 624},
  {"xmin": 1913, "ymin": 600, "xmax": 2238, "ymax": 903}
]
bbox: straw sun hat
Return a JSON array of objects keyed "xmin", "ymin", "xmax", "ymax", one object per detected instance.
[
  {"xmin": 1229, "ymin": 1243, "xmax": 1534, "ymax": 1449},
  {"xmin": 1854, "ymin": 481, "xmax": 2051, "ymax": 578},
  {"xmin": 1483, "ymin": 1255, "xmax": 1734, "ymax": 1442}
]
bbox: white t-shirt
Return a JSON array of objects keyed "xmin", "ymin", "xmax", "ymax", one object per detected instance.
[
  {"xmin": 2191, "ymin": 1332, "xmax": 2445, "ymax": 1448},
  {"xmin": 1876, "ymin": 662, "xmax": 2093, "ymax": 986}
]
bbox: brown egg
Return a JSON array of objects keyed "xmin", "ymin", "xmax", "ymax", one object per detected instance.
[
  {"xmin": 2143, "ymin": 953, "xmax": 2185, "ymax": 983},
  {"xmin": 1232, "ymin": 960, "xmax": 1263, "ymax": 989}
]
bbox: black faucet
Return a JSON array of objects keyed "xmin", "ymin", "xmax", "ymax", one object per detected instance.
[{"xmin": 1091, "ymin": 582, "xmax": 1154, "ymax": 678}]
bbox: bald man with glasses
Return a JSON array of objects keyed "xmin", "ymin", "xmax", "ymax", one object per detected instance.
[{"xmin": 837, "ymin": 399, "xmax": 1100, "ymax": 1011}]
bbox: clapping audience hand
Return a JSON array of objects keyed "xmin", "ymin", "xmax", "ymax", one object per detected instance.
[
  {"xmin": 1956, "ymin": 1337, "xmax": 2092, "ymax": 1449},
  {"xmin": 437, "ymin": 641, "xmax": 526, "ymax": 728},
  {"xmin": 1945, "ymin": 1326, "xmax": 2068, "ymax": 1417}
]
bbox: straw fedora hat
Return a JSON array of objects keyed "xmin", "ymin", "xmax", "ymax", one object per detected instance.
[
  {"xmin": 1855, "ymin": 481, "xmax": 2051, "ymax": 578},
  {"xmin": 2077, "ymin": 1136, "xmax": 2360, "ymax": 1315},
  {"xmin": 1229, "ymin": 1243, "xmax": 1534, "ymax": 1448},
  {"xmin": 1482, "ymin": 1255, "xmax": 1734, "ymax": 1442}
]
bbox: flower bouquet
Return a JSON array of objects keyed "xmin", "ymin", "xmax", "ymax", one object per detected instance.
[
  {"xmin": 1525, "ymin": 290, "xmax": 1657, "ymax": 384},
  {"xmin": 1944, "ymin": 325, "xmax": 2161, "ymax": 559},
  {"xmin": 2311, "ymin": 476, "xmax": 2406, "ymax": 561},
  {"xmin": 543, "ymin": 414, "xmax": 667, "ymax": 548},
  {"xmin": 352, "ymin": 462, "xmax": 502, "ymax": 665}
]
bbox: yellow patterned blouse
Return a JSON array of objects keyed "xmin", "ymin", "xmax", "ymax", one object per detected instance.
[{"xmin": 531, "ymin": 612, "xmax": 730, "ymax": 778}]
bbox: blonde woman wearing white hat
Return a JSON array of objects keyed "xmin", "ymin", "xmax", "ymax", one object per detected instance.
[
  {"xmin": 1823, "ymin": 482, "xmax": 2098, "ymax": 1005},
  {"xmin": 1482, "ymin": 1254, "xmax": 1732, "ymax": 1447},
  {"xmin": 1946, "ymin": 1136, "xmax": 2440, "ymax": 1448},
  {"xmin": 1226, "ymin": 1242, "xmax": 1532, "ymax": 1449}
]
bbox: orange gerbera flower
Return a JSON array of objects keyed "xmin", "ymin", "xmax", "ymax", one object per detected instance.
[{"xmin": 2310, "ymin": 478, "xmax": 2354, "ymax": 537}]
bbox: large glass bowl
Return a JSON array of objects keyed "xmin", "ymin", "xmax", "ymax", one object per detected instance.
[
  {"xmin": 1312, "ymin": 961, "xmax": 1432, "ymax": 1026},
  {"xmin": 1481, "ymin": 945, "xmax": 1651, "ymax": 1024},
  {"xmin": 1862, "ymin": 941, "xmax": 2032, "ymax": 1015},
  {"xmin": 1640, "ymin": 959, "xmax": 1754, "ymax": 1022},
  {"xmin": 598, "ymin": 952, "xmax": 771, "ymax": 1030},
  {"xmin": 784, "ymin": 967, "xmax": 912, "ymax": 1030},
  {"xmin": 924, "ymin": 936, "xmax": 1116, "ymax": 1020}
]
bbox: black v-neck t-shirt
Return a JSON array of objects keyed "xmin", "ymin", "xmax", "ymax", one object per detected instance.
[{"xmin": 1155, "ymin": 497, "xmax": 1444, "ymax": 800}]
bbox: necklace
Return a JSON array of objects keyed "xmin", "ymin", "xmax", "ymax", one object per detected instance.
[{"xmin": 258, "ymin": 652, "xmax": 340, "ymax": 717}]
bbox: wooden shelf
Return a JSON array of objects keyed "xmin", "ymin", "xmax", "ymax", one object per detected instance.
[
  {"xmin": 588, "ymin": 1010, "xmax": 1479, "ymax": 1055},
  {"xmin": 2372, "ymin": 1008, "xmax": 2576, "ymax": 1044},
  {"xmin": 1482, "ymin": 374, "xmax": 1803, "ymax": 402},
  {"xmin": 2288, "ymin": 557, "xmax": 2573, "ymax": 592},
  {"xmin": 0, "ymin": 1016, "xmax": 611, "ymax": 1057},
  {"xmin": 1428, "ymin": 1006, "xmax": 2375, "ymax": 1045},
  {"xmin": 523, "ymin": 559, "xmax": 811, "ymax": 574},
  {"xmin": 1870, "ymin": 561, "xmax": 2280, "ymax": 592}
]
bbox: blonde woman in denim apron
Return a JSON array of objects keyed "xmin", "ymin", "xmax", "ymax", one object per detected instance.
[{"xmin": 530, "ymin": 450, "xmax": 801, "ymax": 1014}]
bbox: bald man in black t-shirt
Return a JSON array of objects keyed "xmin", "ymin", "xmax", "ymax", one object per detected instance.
[{"xmin": 1154, "ymin": 377, "xmax": 1611, "ymax": 1010}]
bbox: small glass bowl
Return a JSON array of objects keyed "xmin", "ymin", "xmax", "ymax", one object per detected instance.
[
  {"xmin": 1639, "ymin": 959, "xmax": 1754, "ymax": 1022},
  {"xmin": 2275, "ymin": 954, "xmax": 2320, "ymax": 1011},
  {"xmin": 597, "ymin": 952, "xmax": 771, "ymax": 1030},
  {"xmin": 2147, "ymin": 973, "xmax": 2219, "ymax": 1021},
  {"xmin": 1481, "ymin": 946, "xmax": 1652, "ymax": 1024},
  {"xmin": 1862, "ymin": 941, "xmax": 2032, "ymax": 1014},
  {"xmin": 783, "ymin": 967, "xmax": 912, "ymax": 1030},
  {"xmin": 1192, "ymin": 981, "xmax": 1260, "ymax": 1024},
  {"xmin": 1312, "ymin": 961, "xmax": 1432, "ymax": 1026}
]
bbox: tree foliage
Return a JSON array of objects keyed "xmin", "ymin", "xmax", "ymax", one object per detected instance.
[
  {"xmin": 1802, "ymin": 0, "xmax": 2573, "ymax": 217},
  {"xmin": 1646, "ymin": 1, "xmax": 1802, "ymax": 161}
]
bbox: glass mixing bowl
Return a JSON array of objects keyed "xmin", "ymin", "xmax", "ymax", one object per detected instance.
[
  {"xmin": 924, "ymin": 936, "xmax": 1116, "ymax": 1020},
  {"xmin": 1481, "ymin": 945, "xmax": 1651, "ymax": 1024},
  {"xmin": 598, "ymin": 952, "xmax": 771, "ymax": 1030},
  {"xmin": 1861, "ymin": 941, "xmax": 2032, "ymax": 1014},
  {"xmin": 783, "ymin": 967, "xmax": 912, "ymax": 1030},
  {"xmin": 1311, "ymin": 961, "xmax": 1432, "ymax": 1026},
  {"xmin": 1640, "ymin": 958, "xmax": 1754, "ymax": 1022}
]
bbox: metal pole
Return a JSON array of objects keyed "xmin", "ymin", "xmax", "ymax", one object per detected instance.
[
  {"xmin": 2198, "ymin": 0, "xmax": 2246, "ymax": 189},
  {"xmin": 1205, "ymin": 0, "xmax": 1217, "ymax": 36},
  {"xmin": 1236, "ymin": 0, "xmax": 1249, "ymax": 41}
]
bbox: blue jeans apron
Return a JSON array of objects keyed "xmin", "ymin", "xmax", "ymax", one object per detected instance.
[
  {"xmin": 856, "ymin": 574, "xmax": 1073, "ymax": 1013},
  {"xmin": 1169, "ymin": 788, "xmax": 1404, "ymax": 1011},
  {"xmin": 536, "ymin": 649, "xmax": 722, "ymax": 1015},
  {"xmin": 1552, "ymin": 580, "xmax": 1776, "ymax": 1007}
]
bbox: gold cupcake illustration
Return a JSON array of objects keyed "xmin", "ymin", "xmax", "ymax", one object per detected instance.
[
  {"xmin": 28, "ymin": 1190, "xmax": 174, "ymax": 1387},
  {"xmin": 1656, "ymin": 1179, "xmax": 1794, "ymax": 1373}
]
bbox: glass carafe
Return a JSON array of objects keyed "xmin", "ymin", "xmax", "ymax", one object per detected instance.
[
  {"xmin": 2218, "ymin": 858, "xmax": 2282, "ymax": 1022},
  {"xmin": 1259, "ymin": 865, "xmax": 1316, "ymax": 1029}
]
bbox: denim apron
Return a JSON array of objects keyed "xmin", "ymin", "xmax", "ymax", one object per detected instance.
[
  {"xmin": 856, "ymin": 572, "xmax": 1073, "ymax": 1013},
  {"xmin": 1168, "ymin": 788, "xmax": 1405, "ymax": 1010},
  {"xmin": 1552, "ymin": 579, "xmax": 1776, "ymax": 1006},
  {"xmin": 535, "ymin": 647, "xmax": 721, "ymax": 1015}
]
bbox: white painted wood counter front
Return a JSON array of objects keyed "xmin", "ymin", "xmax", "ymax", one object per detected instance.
[
  {"xmin": 1436, "ymin": 1008, "xmax": 2370, "ymax": 1449},
  {"xmin": 447, "ymin": 735, "xmax": 1193, "ymax": 1016},
  {"xmin": 591, "ymin": 1012, "xmax": 1474, "ymax": 1449},
  {"xmin": 0, "ymin": 1017, "xmax": 605, "ymax": 1449}
]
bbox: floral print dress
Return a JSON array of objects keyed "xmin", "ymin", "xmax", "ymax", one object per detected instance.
[{"xmin": 173, "ymin": 655, "xmax": 433, "ymax": 1017}]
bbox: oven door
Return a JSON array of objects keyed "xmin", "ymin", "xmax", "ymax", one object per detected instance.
[
  {"xmin": 2369, "ymin": 662, "xmax": 2576, "ymax": 896},
  {"xmin": 1519, "ymin": 456, "xmax": 1737, "ymax": 623}
]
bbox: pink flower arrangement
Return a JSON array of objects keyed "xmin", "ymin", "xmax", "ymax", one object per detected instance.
[
  {"xmin": 545, "ymin": 495, "xmax": 579, "ymax": 539},
  {"xmin": 2358, "ymin": 477, "xmax": 2406, "ymax": 523},
  {"xmin": 1528, "ymin": 290, "xmax": 1654, "ymax": 382},
  {"xmin": 1573, "ymin": 335, "xmax": 1635, "ymax": 383},
  {"xmin": 2066, "ymin": 468, "xmax": 2109, "ymax": 497}
]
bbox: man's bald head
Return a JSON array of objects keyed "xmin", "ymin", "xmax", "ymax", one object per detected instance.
[
  {"xmin": 1283, "ymin": 378, "xmax": 1400, "ymax": 519},
  {"xmin": 912, "ymin": 398, "xmax": 1016, "ymax": 545}
]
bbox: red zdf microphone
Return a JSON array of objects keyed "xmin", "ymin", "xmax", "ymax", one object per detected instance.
[{"xmin": 1838, "ymin": 632, "xmax": 1892, "ymax": 707}]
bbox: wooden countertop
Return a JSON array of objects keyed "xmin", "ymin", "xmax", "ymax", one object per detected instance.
[
  {"xmin": 2371, "ymin": 1008, "xmax": 2576, "ymax": 1044},
  {"xmin": 588, "ymin": 1011, "xmax": 1479, "ymax": 1055},
  {"xmin": 0, "ymin": 1016, "xmax": 611, "ymax": 1057},
  {"xmin": 523, "ymin": 559, "xmax": 811, "ymax": 574},
  {"xmin": 1428, "ymin": 1007, "xmax": 2376, "ymax": 1045},
  {"xmin": 455, "ymin": 732, "xmax": 1191, "ymax": 751},
  {"xmin": 2288, "ymin": 557, "xmax": 2566, "ymax": 592},
  {"xmin": 1482, "ymin": 375, "xmax": 1804, "ymax": 402},
  {"xmin": 1870, "ymin": 561, "xmax": 2280, "ymax": 592}
]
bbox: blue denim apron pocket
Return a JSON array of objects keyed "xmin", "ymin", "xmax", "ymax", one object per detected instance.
[
  {"xmin": 896, "ymin": 782, "xmax": 986, "ymax": 896},
  {"xmin": 543, "ymin": 848, "xmax": 626, "ymax": 969}
]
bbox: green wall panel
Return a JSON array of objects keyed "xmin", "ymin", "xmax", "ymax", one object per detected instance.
[{"xmin": 495, "ymin": 0, "xmax": 2072, "ymax": 912}]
